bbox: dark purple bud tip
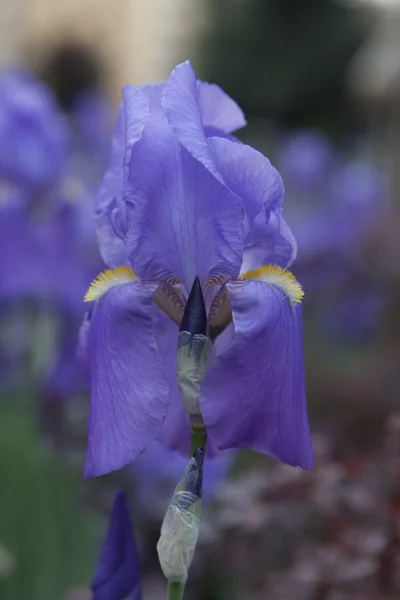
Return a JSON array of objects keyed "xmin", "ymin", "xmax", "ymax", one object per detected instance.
[{"xmin": 179, "ymin": 276, "xmax": 207, "ymax": 335}]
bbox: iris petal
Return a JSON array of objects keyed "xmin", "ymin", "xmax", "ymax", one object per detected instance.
[
  {"xmin": 91, "ymin": 490, "xmax": 141, "ymax": 600},
  {"xmin": 85, "ymin": 281, "xmax": 169, "ymax": 477},
  {"xmin": 125, "ymin": 113, "xmax": 243, "ymax": 288},
  {"xmin": 96, "ymin": 87, "xmax": 149, "ymax": 266},
  {"xmin": 162, "ymin": 61, "xmax": 283, "ymax": 221},
  {"xmin": 241, "ymin": 212, "xmax": 297, "ymax": 272},
  {"xmin": 197, "ymin": 80, "xmax": 247, "ymax": 133},
  {"xmin": 200, "ymin": 279, "xmax": 313, "ymax": 469}
]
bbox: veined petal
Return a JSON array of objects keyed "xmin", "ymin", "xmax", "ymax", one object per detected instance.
[
  {"xmin": 85, "ymin": 281, "xmax": 169, "ymax": 477},
  {"xmin": 91, "ymin": 490, "xmax": 141, "ymax": 600},
  {"xmin": 153, "ymin": 307, "xmax": 191, "ymax": 456},
  {"xmin": 95, "ymin": 197, "xmax": 127, "ymax": 268},
  {"xmin": 162, "ymin": 61, "xmax": 283, "ymax": 220},
  {"xmin": 140, "ymin": 77, "xmax": 245, "ymax": 135},
  {"xmin": 197, "ymin": 80, "xmax": 247, "ymax": 133},
  {"xmin": 208, "ymin": 137, "xmax": 284, "ymax": 220},
  {"xmin": 200, "ymin": 279, "xmax": 313, "ymax": 469},
  {"xmin": 241, "ymin": 212, "xmax": 297, "ymax": 273},
  {"xmin": 125, "ymin": 113, "xmax": 243, "ymax": 289},
  {"xmin": 96, "ymin": 87, "xmax": 148, "ymax": 266},
  {"xmin": 161, "ymin": 61, "xmax": 223, "ymax": 183}
]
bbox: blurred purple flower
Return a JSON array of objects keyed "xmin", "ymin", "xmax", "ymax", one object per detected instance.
[
  {"xmin": 71, "ymin": 90, "xmax": 113, "ymax": 157},
  {"xmin": 44, "ymin": 310, "xmax": 87, "ymax": 400},
  {"xmin": 0, "ymin": 199, "xmax": 96, "ymax": 307},
  {"xmin": 278, "ymin": 130, "xmax": 334, "ymax": 191},
  {"xmin": 324, "ymin": 286, "xmax": 385, "ymax": 343},
  {"xmin": 91, "ymin": 490, "xmax": 141, "ymax": 600},
  {"xmin": 0, "ymin": 70, "xmax": 69, "ymax": 190},
  {"xmin": 0, "ymin": 70, "xmax": 101, "ymax": 307},
  {"xmin": 330, "ymin": 161, "xmax": 385, "ymax": 212},
  {"xmin": 328, "ymin": 160, "xmax": 387, "ymax": 246},
  {"xmin": 83, "ymin": 61, "xmax": 313, "ymax": 477}
]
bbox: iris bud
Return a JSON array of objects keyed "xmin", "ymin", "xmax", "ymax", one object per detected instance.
[
  {"xmin": 177, "ymin": 277, "xmax": 214, "ymax": 416},
  {"xmin": 157, "ymin": 449, "xmax": 204, "ymax": 583}
]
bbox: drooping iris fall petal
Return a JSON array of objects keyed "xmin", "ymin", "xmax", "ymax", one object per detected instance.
[
  {"xmin": 85, "ymin": 281, "xmax": 169, "ymax": 477},
  {"xmin": 201, "ymin": 279, "xmax": 313, "ymax": 469}
]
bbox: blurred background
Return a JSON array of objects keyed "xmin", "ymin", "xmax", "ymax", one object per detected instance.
[{"xmin": 1, "ymin": 0, "xmax": 400, "ymax": 598}]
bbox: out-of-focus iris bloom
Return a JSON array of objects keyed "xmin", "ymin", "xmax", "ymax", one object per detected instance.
[
  {"xmin": 0, "ymin": 70, "xmax": 103, "ymax": 405},
  {"xmin": 324, "ymin": 286, "xmax": 386, "ymax": 343},
  {"xmin": 278, "ymin": 129, "xmax": 387, "ymax": 342},
  {"xmin": 278, "ymin": 130, "xmax": 334, "ymax": 192},
  {"xmin": 327, "ymin": 160, "xmax": 387, "ymax": 248},
  {"xmin": 0, "ymin": 71, "xmax": 69, "ymax": 190},
  {"xmin": 83, "ymin": 60, "xmax": 313, "ymax": 477},
  {"xmin": 91, "ymin": 490, "xmax": 141, "ymax": 600},
  {"xmin": 0, "ymin": 70, "xmax": 100, "ymax": 305},
  {"xmin": 293, "ymin": 158, "xmax": 386, "ymax": 263},
  {"xmin": 279, "ymin": 131, "xmax": 387, "ymax": 261},
  {"xmin": 0, "ymin": 193, "xmax": 98, "ymax": 306},
  {"xmin": 132, "ymin": 441, "xmax": 233, "ymax": 511}
]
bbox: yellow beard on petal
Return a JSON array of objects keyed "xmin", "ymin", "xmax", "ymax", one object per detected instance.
[
  {"xmin": 84, "ymin": 266, "xmax": 139, "ymax": 302},
  {"xmin": 241, "ymin": 264, "xmax": 304, "ymax": 305}
]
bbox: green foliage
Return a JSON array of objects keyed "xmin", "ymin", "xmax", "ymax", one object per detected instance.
[{"xmin": 0, "ymin": 399, "xmax": 98, "ymax": 600}]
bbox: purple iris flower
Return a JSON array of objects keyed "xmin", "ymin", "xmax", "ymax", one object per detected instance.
[
  {"xmin": 0, "ymin": 70, "xmax": 69, "ymax": 190},
  {"xmin": 83, "ymin": 61, "xmax": 313, "ymax": 477},
  {"xmin": 91, "ymin": 490, "xmax": 141, "ymax": 600}
]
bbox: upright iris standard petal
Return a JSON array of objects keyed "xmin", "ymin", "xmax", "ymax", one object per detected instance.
[
  {"xmin": 196, "ymin": 80, "xmax": 247, "ymax": 134},
  {"xmin": 91, "ymin": 490, "xmax": 141, "ymax": 600},
  {"xmin": 125, "ymin": 114, "xmax": 243, "ymax": 287},
  {"xmin": 95, "ymin": 88, "xmax": 149, "ymax": 266},
  {"xmin": 85, "ymin": 281, "xmax": 169, "ymax": 477},
  {"xmin": 241, "ymin": 211, "xmax": 297, "ymax": 273},
  {"xmin": 200, "ymin": 279, "xmax": 313, "ymax": 469},
  {"xmin": 162, "ymin": 61, "xmax": 284, "ymax": 221}
]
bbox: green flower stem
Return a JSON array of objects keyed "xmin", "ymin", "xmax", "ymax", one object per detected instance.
[
  {"xmin": 190, "ymin": 429, "xmax": 207, "ymax": 455},
  {"xmin": 167, "ymin": 582, "xmax": 184, "ymax": 600}
]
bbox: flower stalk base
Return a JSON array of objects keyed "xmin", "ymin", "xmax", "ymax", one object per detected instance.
[
  {"xmin": 190, "ymin": 429, "xmax": 207, "ymax": 455},
  {"xmin": 167, "ymin": 581, "xmax": 184, "ymax": 600}
]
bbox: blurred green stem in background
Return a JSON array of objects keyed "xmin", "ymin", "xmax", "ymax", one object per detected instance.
[
  {"xmin": 0, "ymin": 397, "xmax": 98, "ymax": 600},
  {"xmin": 190, "ymin": 429, "xmax": 207, "ymax": 456}
]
